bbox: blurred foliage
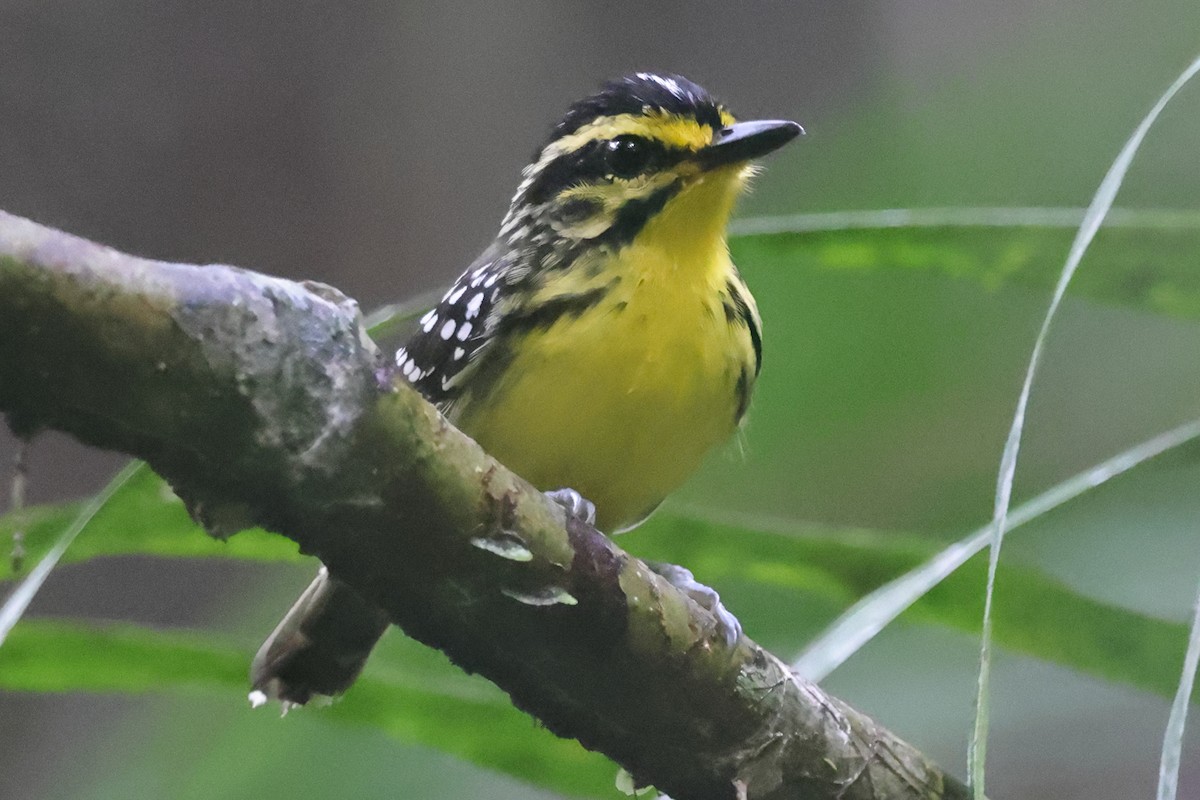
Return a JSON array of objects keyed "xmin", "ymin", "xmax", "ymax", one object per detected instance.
[
  {"xmin": 0, "ymin": 621, "xmax": 615, "ymax": 797},
  {"xmin": 738, "ymin": 216, "xmax": 1200, "ymax": 320},
  {"xmin": 3, "ymin": 4, "xmax": 1200, "ymax": 796}
]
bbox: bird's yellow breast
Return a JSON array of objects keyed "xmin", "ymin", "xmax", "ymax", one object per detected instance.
[{"xmin": 452, "ymin": 170, "xmax": 757, "ymax": 532}]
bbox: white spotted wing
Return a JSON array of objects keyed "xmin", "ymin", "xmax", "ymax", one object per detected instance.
[{"xmin": 394, "ymin": 247, "xmax": 511, "ymax": 407}]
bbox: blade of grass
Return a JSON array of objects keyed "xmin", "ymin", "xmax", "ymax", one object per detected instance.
[
  {"xmin": 1157, "ymin": 576, "xmax": 1200, "ymax": 800},
  {"xmin": 0, "ymin": 460, "xmax": 143, "ymax": 646},
  {"xmin": 792, "ymin": 417, "xmax": 1200, "ymax": 680},
  {"xmin": 970, "ymin": 55, "xmax": 1200, "ymax": 799}
]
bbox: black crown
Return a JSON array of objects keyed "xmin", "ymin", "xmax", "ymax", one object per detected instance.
[{"xmin": 547, "ymin": 73, "xmax": 727, "ymax": 149}]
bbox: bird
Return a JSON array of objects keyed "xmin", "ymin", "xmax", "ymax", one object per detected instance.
[{"xmin": 250, "ymin": 73, "xmax": 802, "ymax": 706}]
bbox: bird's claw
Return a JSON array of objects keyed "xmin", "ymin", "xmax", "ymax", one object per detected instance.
[
  {"xmin": 647, "ymin": 561, "xmax": 742, "ymax": 647},
  {"xmin": 545, "ymin": 487, "xmax": 597, "ymax": 526}
]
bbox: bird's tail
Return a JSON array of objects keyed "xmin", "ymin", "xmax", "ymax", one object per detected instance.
[{"xmin": 250, "ymin": 566, "xmax": 389, "ymax": 706}]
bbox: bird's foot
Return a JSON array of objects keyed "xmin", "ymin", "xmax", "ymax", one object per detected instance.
[
  {"xmin": 545, "ymin": 487, "xmax": 597, "ymax": 526},
  {"xmin": 647, "ymin": 561, "xmax": 742, "ymax": 648}
]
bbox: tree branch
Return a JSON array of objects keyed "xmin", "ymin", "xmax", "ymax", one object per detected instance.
[{"xmin": 0, "ymin": 209, "xmax": 970, "ymax": 800}]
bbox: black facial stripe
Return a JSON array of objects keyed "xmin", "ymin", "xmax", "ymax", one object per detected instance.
[
  {"xmin": 523, "ymin": 138, "xmax": 687, "ymax": 206},
  {"xmin": 525, "ymin": 140, "xmax": 602, "ymax": 206},
  {"xmin": 547, "ymin": 179, "xmax": 684, "ymax": 267},
  {"xmin": 596, "ymin": 179, "xmax": 683, "ymax": 250}
]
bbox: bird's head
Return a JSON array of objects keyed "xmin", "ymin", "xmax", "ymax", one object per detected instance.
[{"xmin": 500, "ymin": 73, "xmax": 801, "ymax": 266}]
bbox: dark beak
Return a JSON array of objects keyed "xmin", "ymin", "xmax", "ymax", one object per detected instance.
[{"xmin": 699, "ymin": 119, "xmax": 803, "ymax": 168}]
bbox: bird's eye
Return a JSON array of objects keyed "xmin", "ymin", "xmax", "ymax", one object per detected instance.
[{"xmin": 605, "ymin": 135, "xmax": 651, "ymax": 179}]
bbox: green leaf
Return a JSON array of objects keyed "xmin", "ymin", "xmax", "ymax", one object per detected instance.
[
  {"xmin": 731, "ymin": 209, "xmax": 1200, "ymax": 322},
  {"xmin": 0, "ymin": 619, "xmax": 247, "ymax": 693},
  {"xmin": 0, "ymin": 466, "xmax": 302, "ymax": 583},
  {"xmin": 0, "ymin": 454, "xmax": 1191, "ymax": 704},
  {"xmin": 0, "ymin": 619, "xmax": 617, "ymax": 798}
]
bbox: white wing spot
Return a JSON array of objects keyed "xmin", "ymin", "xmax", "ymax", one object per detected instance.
[
  {"xmin": 465, "ymin": 292, "xmax": 484, "ymax": 319},
  {"xmin": 457, "ymin": 321, "xmax": 472, "ymax": 341},
  {"xmin": 453, "ymin": 347, "xmax": 465, "ymax": 360},
  {"xmin": 422, "ymin": 313, "xmax": 439, "ymax": 333},
  {"xmin": 447, "ymin": 285, "xmax": 467, "ymax": 304},
  {"xmin": 440, "ymin": 319, "xmax": 457, "ymax": 340}
]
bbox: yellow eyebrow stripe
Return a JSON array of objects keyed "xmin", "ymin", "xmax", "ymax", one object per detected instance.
[{"xmin": 543, "ymin": 110, "xmax": 730, "ymax": 160}]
